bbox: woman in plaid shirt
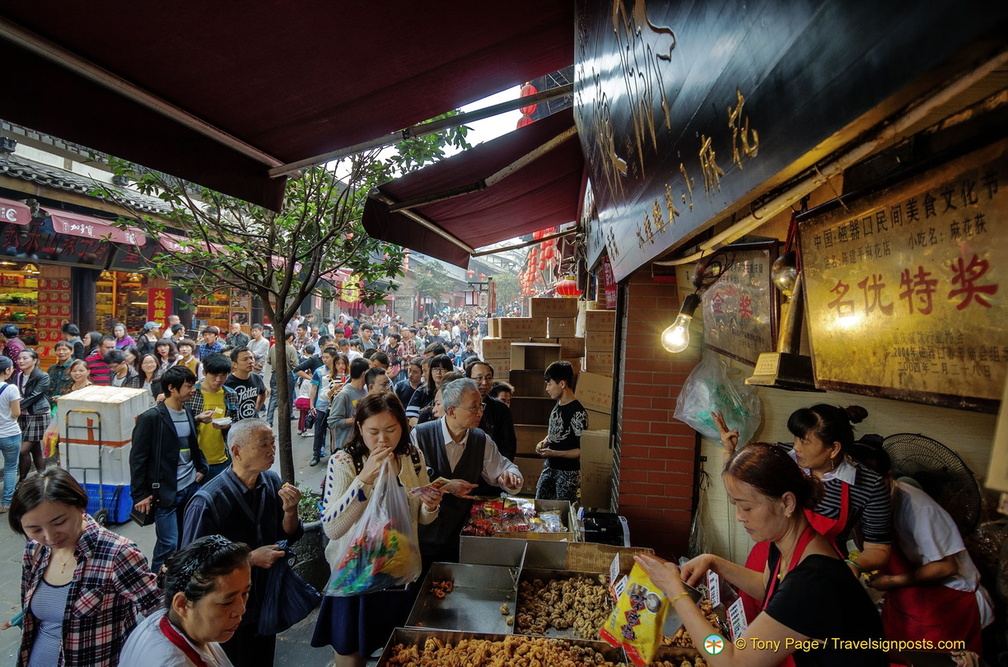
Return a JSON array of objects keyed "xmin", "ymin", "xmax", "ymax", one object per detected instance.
[{"xmin": 6, "ymin": 468, "xmax": 160, "ymax": 666}]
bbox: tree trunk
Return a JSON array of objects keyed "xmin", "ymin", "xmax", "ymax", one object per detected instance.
[{"xmin": 274, "ymin": 331, "xmax": 295, "ymax": 483}]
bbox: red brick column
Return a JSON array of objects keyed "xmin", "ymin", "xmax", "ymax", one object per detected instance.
[{"xmin": 616, "ymin": 270, "xmax": 700, "ymax": 558}]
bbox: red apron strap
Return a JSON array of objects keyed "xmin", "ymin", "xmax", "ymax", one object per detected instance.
[
  {"xmin": 804, "ymin": 480, "xmax": 850, "ymax": 554},
  {"xmin": 763, "ymin": 525, "xmax": 817, "ymax": 608},
  {"xmin": 159, "ymin": 615, "xmax": 210, "ymax": 667}
]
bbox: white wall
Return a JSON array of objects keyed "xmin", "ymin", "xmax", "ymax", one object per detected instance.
[{"xmin": 695, "ymin": 361, "xmax": 996, "ymax": 564}]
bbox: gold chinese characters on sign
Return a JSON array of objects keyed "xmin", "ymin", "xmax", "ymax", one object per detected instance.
[{"xmin": 799, "ymin": 140, "xmax": 1007, "ymax": 412}]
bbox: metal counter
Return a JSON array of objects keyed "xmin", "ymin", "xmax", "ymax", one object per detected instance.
[{"xmin": 405, "ymin": 562, "xmax": 518, "ymax": 635}]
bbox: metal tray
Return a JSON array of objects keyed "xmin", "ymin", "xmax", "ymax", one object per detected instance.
[
  {"xmin": 459, "ymin": 535, "xmax": 568, "ymax": 569},
  {"xmin": 514, "ymin": 567, "xmax": 614, "ymax": 639},
  {"xmin": 405, "ymin": 562, "xmax": 518, "ymax": 635},
  {"xmin": 377, "ymin": 627, "xmax": 629, "ymax": 666}
]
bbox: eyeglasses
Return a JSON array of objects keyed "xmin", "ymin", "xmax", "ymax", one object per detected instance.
[
  {"xmin": 471, "ymin": 375, "xmax": 493, "ymax": 382},
  {"xmin": 456, "ymin": 404, "xmax": 485, "ymax": 414}
]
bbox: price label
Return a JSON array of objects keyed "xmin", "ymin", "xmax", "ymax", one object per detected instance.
[
  {"xmin": 609, "ymin": 554, "xmax": 621, "ymax": 600},
  {"xmin": 727, "ymin": 597, "xmax": 748, "ymax": 642},
  {"xmin": 706, "ymin": 570, "xmax": 721, "ymax": 608},
  {"xmin": 613, "ymin": 574, "xmax": 628, "ymax": 601}
]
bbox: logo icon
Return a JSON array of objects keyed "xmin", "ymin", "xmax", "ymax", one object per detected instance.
[{"xmin": 704, "ymin": 633, "xmax": 725, "ymax": 655}]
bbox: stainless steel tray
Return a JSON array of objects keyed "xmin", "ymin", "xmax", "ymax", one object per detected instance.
[
  {"xmin": 459, "ymin": 535, "xmax": 568, "ymax": 569},
  {"xmin": 514, "ymin": 567, "xmax": 614, "ymax": 639},
  {"xmin": 405, "ymin": 562, "xmax": 518, "ymax": 635},
  {"xmin": 377, "ymin": 627, "xmax": 629, "ymax": 666}
]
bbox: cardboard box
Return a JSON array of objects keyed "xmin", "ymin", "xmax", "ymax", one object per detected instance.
[
  {"xmin": 510, "ymin": 342, "xmax": 561, "ymax": 371},
  {"xmin": 575, "ymin": 372, "xmax": 613, "ymax": 413},
  {"xmin": 510, "ymin": 396, "xmax": 555, "ymax": 425},
  {"xmin": 483, "ymin": 357, "xmax": 511, "ymax": 376},
  {"xmin": 509, "ymin": 369, "xmax": 545, "ymax": 397},
  {"xmin": 480, "ymin": 337, "xmax": 513, "ymax": 359},
  {"xmin": 515, "ymin": 456, "xmax": 545, "ymax": 496},
  {"xmin": 530, "ymin": 297, "xmax": 579, "ymax": 319},
  {"xmin": 585, "ymin": 330, "xmax": 613, "ymax": 352},
  {"xmin": 585, "ymin": 351, "xmax": 615, "ymax": 376},
  {"xmin": 515, "ymin": 424, "xmax": 548, "ymax": 455},
  {"xmin": 580, "ymin": 430, "xmax": 614, "ymax": 509},
  {"xmin": 585, "ymin": 309, "xmax": 617, "ymax": 332},
  {"xmin": 555, "ymin": 336, "xmax": 586, "ymax": 358},
  {"xmin": 58, "ymin": 386, "xmax": 151, "ymax": 447},
  {"xmin": 546, "ymin": 317, "xmax": 577, "ymax": 338},
  {"xmin": 586, "ymin": 409, "xmax": 611, "ymax": 431},
  {"xmin": 487, "ymin": 318, "xmax": 499, "ymax": 337},
  {"xmin": 490, "ymin": 317, "xmax": 547, "ymax": 338}
]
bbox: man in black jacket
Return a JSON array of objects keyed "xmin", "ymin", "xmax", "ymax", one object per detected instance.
[{"xmin": 129, "ymin": 365, "xmax": 210, "ymax": 572}]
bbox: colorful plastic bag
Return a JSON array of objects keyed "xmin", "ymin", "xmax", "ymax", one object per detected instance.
[
  {"xmin": 324, "ymin": 457, "xmax": 422, "ymax": 596},
  {"xmin": 599, "ymin": 564, "xmax": 669, "ymax": 667},
  {"xmin": 673, "ymin": 350, "xmax": 761, "ymax": 447}
]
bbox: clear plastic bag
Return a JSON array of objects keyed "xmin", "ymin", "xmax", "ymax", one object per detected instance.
[
  {"xmin": 324, "ymin": 457, "xmax": 422, "ymax": 596},
  {"xmin": 673, "ymin": 350, "xmax": 761, "ymax": 447}
]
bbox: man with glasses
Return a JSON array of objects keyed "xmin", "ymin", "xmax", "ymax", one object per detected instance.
[
  {"xmin": 464, "ymin": 360, "xmax": 516, "ymax": 461},
  {"xmin": 411, "ymin": 378, "xmax": 522, "ymax": 567}
]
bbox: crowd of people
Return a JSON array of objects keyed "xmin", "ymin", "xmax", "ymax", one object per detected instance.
[
  {"xmin": 1, "ymin": 309, "xmax": 993, "ymax": 666},
  {"xmin": 0, "ymin": 307, "xmax": 593, "ymax": 667}
]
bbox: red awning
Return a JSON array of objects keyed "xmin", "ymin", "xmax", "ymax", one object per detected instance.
[
  {"xmin": 0, "ymin": 197, "xmax": 31, "ymax": 225},
  {"xmin": 362, "ymin": 108, "xmax": 584, "ymax": 267},
  {"xmin": 0, "ymin": 3, "xmax": 573, "ymax": 212},
  {"xmin": 45, "ymin": 209, "xmax": 146, "ymax": 246}
]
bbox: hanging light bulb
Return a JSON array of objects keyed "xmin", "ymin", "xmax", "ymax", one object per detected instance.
[{"xmin": 661, "ymin": 293, "xmax": 700, "ymax": 353}]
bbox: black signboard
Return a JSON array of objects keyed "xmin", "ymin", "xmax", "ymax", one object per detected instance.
[
  {"xmin": 0, "ymin": 217, "xmax": 112, "ymax": 267},
  {"xmin": 574, "ymin": 0, "xmax": 1008, "ymax": 282}
]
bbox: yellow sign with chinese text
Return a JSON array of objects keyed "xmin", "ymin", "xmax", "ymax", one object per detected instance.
[{"xmin": 799, "ymin": 140, "xmax": 1007, "ymax": 412}]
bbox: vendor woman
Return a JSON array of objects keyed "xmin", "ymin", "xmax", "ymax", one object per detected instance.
[
  {"xmin": 715, "ymin": 404, "xmax": 891, "ymax": 620},
  {"xmin": 637, "ymin": 443, "xmax": 887, "ymax": 667}
]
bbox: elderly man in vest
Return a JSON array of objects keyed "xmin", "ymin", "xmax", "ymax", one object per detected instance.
[{"xmin": 410, "ymin": 378, "xmax": 522, "ymax": 567}]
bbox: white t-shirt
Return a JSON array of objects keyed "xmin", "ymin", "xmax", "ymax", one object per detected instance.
[
  {"xmin": 893, "ymin": 481, "xmax": 994, "ymax": 627},
  {"xmin": 119, "ymin": 610, "xmax": 233, "ymax": 667},
  {"xmin": 0, "ymin": 383, "xmax": 22, "ymax": 438}
]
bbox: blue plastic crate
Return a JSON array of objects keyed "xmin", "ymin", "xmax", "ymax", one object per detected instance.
[{"xmin": 84, "ymin": 483, "xmax": 132, "ymax": 524}]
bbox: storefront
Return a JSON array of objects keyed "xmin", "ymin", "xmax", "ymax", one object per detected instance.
[{"xmin": 572, "ymin": 0, "xmax": 1008, "ymax": 573}]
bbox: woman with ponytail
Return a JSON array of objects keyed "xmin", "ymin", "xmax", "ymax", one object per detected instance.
[{"xmin": 714, "ymin": 404, "xmax": 892, "ymax": 623}]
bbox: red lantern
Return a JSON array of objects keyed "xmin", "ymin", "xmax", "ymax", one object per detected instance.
[
  {"xmin": 520, "ymin": 83, "xmax": 538, "ymax": 116},
  {"xmin": 532, "ymin": 229, "xmax": 544, "ymax": 241},
  {"xmin": 466, "ymin": 269, "xmax": 475, "ymax": 277},
  {"xmin": 556, "ymin": 278, "xmax": 582, "ymax": 298},
  {"xmin": 543, "ymin": 246, "xmax": 554, "ymax": 260},
  {"xmin": 517, "ymin": 115, "xmax": 534, "ymax": 129},
  {"xmin": 538, "ymin": 260, "xmax": 546, "ymax": 271}
]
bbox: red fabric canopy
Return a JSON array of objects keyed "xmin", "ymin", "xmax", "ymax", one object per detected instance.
[
  {"xmin": 0, "ymin": 3, "xmax": 573, "ymax": 212},
  {"xmin": 46, "ymin": 209, "xmax": 146, "ymax": 246},
  {"xmin": 362, "ymin": 108, "xmax": 584, "ymax": 267},
  {"xmin": 0, "ymin": 197, "xmax": 31, "ymax": 225}
]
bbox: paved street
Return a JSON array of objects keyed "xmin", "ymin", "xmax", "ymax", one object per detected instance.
[{"xmin": 0, "ymin": 413, "xmax": 338, "ymax": 667}]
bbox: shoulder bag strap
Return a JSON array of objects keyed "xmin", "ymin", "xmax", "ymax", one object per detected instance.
[{"xmin": 151, "ymin": 408, "xmax": 163, "ymax": 501}]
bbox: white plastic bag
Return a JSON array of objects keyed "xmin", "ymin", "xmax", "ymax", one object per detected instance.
[
  {"xmin": 324, "ymin": 457, "xmax": 422, "ymax": 596},
  {"xmin": 674, "ymin": 350, "xmax": 761, "ymax": 447}
]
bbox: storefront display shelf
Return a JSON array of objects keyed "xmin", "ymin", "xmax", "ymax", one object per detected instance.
[{"xmin": 405, "ymin": 562, "xmax": 517, "ymax": 635}]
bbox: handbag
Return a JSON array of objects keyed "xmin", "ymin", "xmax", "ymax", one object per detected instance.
[
  {"xmin": 130, "ymin": 417, "xmax": 162, "ymax": 527},
  {"xmin": 257, "ymin": 540, "xmax": 322, "ymax": 635}
]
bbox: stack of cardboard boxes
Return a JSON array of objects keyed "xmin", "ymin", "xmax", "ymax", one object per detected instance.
[
  {"xmin": 583, "ymin": 302, "xmax": 616, "ymax": 378},
  {"xmin": 508, "ymin": 341, "xmax": 561, "ymax": 496}
]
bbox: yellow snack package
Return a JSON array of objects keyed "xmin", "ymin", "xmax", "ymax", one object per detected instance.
[{"xmin": 599, "ymin": 563, "xmax": 669, "ymax": 666}]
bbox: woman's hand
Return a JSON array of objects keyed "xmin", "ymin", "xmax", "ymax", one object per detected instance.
[
  {"xmin": 711, "ymin": 410, "xmax": 739, "ymax": 454},
  {"xmin": 358, "ymin": 446, "xmax": 394, "ymax": 485},
  {"xmin": 416, "ymin": 487, "xmax": 443, "ymax": 512},
  {"xmin": 679, "ymin": 553, "xmax": 719, "ymax": 587},
  {"xmin": 634, "ymin": 554, "xmax": 687, "ymax": 598}
]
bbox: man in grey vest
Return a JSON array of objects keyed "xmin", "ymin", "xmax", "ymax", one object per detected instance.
[{"xmin": 410, "ymin": 378, "xmax": 522, "ymax": 566}]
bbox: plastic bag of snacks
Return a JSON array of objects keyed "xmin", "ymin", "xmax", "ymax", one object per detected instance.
[
  {"xmin": 599, "ymin": 563, "xmax": 669, "ymax": 666},
  {"xmin": 324, "ymin": 458, "xmax": 422, "ymax": 596}
]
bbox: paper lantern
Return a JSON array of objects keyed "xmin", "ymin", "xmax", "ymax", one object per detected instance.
[
  {"xmin": 517, "ymin": 115, "xmax": 534, "ymax": 129},
  {"xmin": 556, "ymin": 278, "xmax": 582, "ymax": 298},
  {"xmin": 520, "ymin": 83, "xmax": 538, "ymax": 116}
]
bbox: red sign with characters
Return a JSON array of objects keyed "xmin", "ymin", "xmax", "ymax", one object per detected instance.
[{"xmin": 148, "ymin": 288, "xmax": 172, "ymax": 324}]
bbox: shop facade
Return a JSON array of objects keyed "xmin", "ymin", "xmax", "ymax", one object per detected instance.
[{"xmin": 572, "ymin": 0, "xmax": 1008, "ymax": 568}]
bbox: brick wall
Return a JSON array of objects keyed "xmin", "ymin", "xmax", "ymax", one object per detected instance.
[{"xmin": 615, "ymin": 269, "xmax": 701, "ymax": 558}]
